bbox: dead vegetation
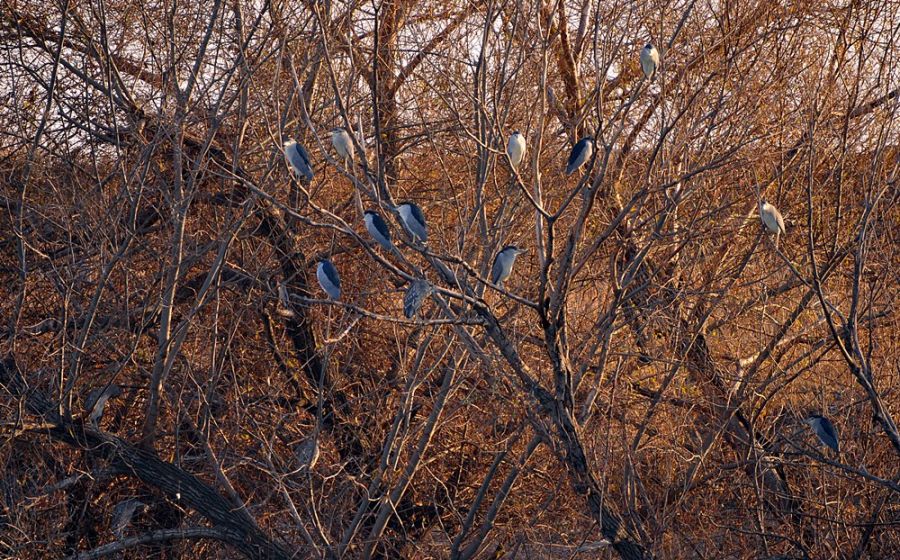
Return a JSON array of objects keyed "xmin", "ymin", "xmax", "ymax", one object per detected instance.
[{"xmin": 1, "ymin": 0, "xmax": 898, "ymax": 559}]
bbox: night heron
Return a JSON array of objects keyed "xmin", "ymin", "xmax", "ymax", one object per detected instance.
[
  {"xmin": 759, "ymin": 198, "xmax": 786, "ymax": 246},
  {"xmin": 316, "ymin": 260, "xmax": 341, "ymax": 300},
  {"xmin": 666, "ymin": 180, "xmax": 683, "ymax": 202},
  {"xmin": 283, "ymin": 140, "xmax": 314, "ymax": 182},
  {"xmin": 294, "ymin": 436, "xmax": 320, "ymax": 472},
  {"xmin": 277, "ymin": 282, "xmax": 295, "ymax": 318},
  {"xmin": 565, "ymin": 136, "xmax": 594, "ymax": 176},
  {"xmin": 396, "ymin": 202, "xmax": 428, "ymax": 243},
  {"xmin": 490, "ymin": 246, "xmax": 527, "ymax": 287},
  {"xmin": 803, "ymin": 414, "xmax": 840, "ymax": 453},
  {"xmin": 507, "ymin": 131, "xmax": 526, "ymax": 169},
  {"xmin": 640, "ymin": 43, "xmax": 660, "ymax": 79},
  {"xmin": 330, "ymin": 127, "xmax": 354, "ymax": 165},
  {"xmin": 364, "ymin": 210, "xmax": 394, "ymax": 251},
  {"xmin": 85, "ymin": 384, "xmax": 122, "ymax": 425},
  {"xmin": 403, "ymin": 279, "xmax": 433, "ymax": 318},
  {"xmin": 111, "ymin": 499, "xmax": 146, "ymax": 539}
]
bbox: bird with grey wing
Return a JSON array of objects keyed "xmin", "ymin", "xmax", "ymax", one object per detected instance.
[
  {"xmin": 640, "ymin": 43, "xmax": 660, "ymax": 79},
  {"xmin": 403, "ymin": 279, "xmax": 433, "ymax": 319},
  {"xmin": 364, "ymin": 210, "xmax": 394, "ymax": 251},
  {"xmin": 277, "ymin": 282, "xmax": 295, "ymax": 318},
  {"xmin": 283, "ymin": 139, "xmax": 314, "ymax": 182},
  {"xmin": 330, "ymin": 127, "xmax": 354, "ymax": 166},
  {"xmin": 294, "ymin": 436, "xmax": 320, "ymax": 473},
  {"xmin": 491, "ymin": 246, "xmax": 527, "ymax": 288},
  {"xmin": 758, "ymin": 197, "xmax": 786, "ymax": 247},
  {"xmin": 507, "ymin": 131, "xmax": 526, "ymax": 170},
  {"xmin": 85, "ymin": 384, "xmax": 123, "ymax": 425},
  {"xmin": 316, "ymin": 260, "xmax": 341, "ymax": 300},
  {"xmin": 111, "ymin": 498, "xmax": 146, "ymax": 539},
  {"xmin": 803, "ymin": 414, "xmax": 840, "ymax": 454},
  {"xmin": 396, "ymin": 202, "xmax": 428, "ymax": 243},
  {"xmin": 565, "ymin": 136, "xmax": 593, "ymax": 176}
]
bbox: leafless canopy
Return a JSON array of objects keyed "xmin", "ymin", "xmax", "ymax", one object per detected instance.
[{"xmin": 1, "ymin": 0, "xmax": 898, "ymax": 558}]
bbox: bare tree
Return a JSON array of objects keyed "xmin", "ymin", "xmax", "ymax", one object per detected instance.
[{"xmin": 1, "ymin": 1, "xmax": 898, "ymax": 559}]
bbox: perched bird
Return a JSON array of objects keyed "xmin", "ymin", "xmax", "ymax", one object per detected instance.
[
  {"xmin": 330, "ymin": 127, "xmax": 354, "ymax": 164},
  {"xmin": 111, "ymin": 498, "xmax": 146, "ymax": 539},
  {"xmin": 803, "ymin": 414, "xmax": 840, "ymax": 453},
  {"xmin": 316, "ymin": 260, "xmax": 341, "ymax": 300},
  {"xmin": 565, "ymin": 137, "xmax": 594, "ymax": 176},
  {"xmin": 403, "ymin": 279, "xmax": 433, "ymax": 318},
  {"xmin": 283, "ymin": 140, "xmax": 314, "ymax": 181},
  {"xmin": 364, "ymin": 210, "xmax": 394, "ymax": 251},
  {"xmin": 759, "ymin": 198, "xmax": 786, "ymax": 246},
  {"xmin": 85, "ymin": 384, "xmax": 123, "ymax": 425},
  {"xmin": 277, "ymin": 283, "xmax": 295, "ymax": 318},
  {"xmin": 640, "ymin": 43, "xmax": 660, "ymax": 79},
  {"xmin": 490, "ymin": 246, "xmax": 527, "ymax": 287},
  {"xmin": 506, "ymin": 131, "xmax": 526, "ymax": 169},
  {"xmin": 396, "ymin": 202, "xmax": 428, "ymax": 243},
  {"xmin": 666, "ymin": 180, "xmax": 683, "ymax": 202},
  {"xmin": 294, "ymin": 437, "xmax": 320, "ymax": 472}
]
